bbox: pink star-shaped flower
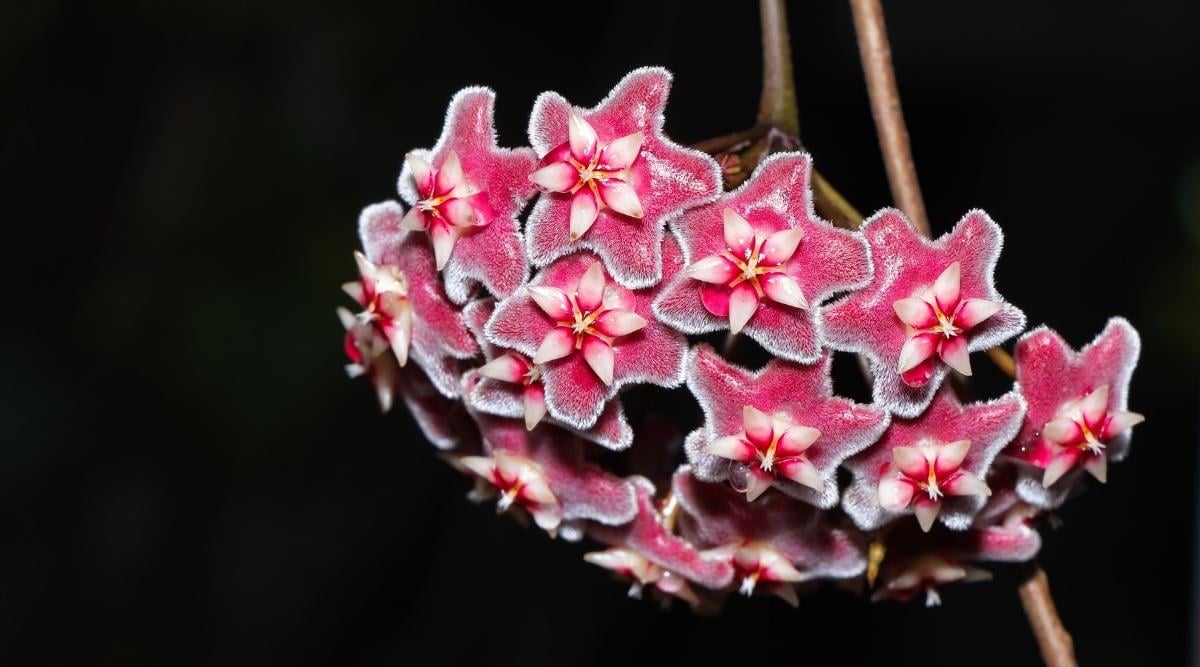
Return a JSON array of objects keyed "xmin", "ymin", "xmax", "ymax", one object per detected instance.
[
  {"xmin": 460, "ymin": 299, "xmax": 633, "ymax": 451},
  {"xmin": 1006, "ymin": 317, "xmax": 1143, "ymax": 508},
  {"xmin": 871, "ymin": 554, "xmax": 992, "ymax": 607},
  {"xmin": 820, "ymin": 209, "xmax": 1027, "ymax": 417},
  {"xmin": 683, "ymin": 343, "xmax": 890, "ymax": 508},
  {"xmin": 674, "ymin": 469, "xmax": 867, "ymax": 605},
  {"xmin": 485, "ymin": 236, "xmax": 688, "ymax": 430},
  {"xmin": 587, "ymin": 478, "xmax": 734, "ymax": 603},
  {"xmin": 357, "ymin": 201, "xmax": 479, "ymax": 398},
  {"xmin": 525, "ymin": 67, "xmax": 722, "ymax": 289},
  {"xmin": 396, "ymin": 88, "xmax": 538, "ymax": 303},
  {"xmin": 461, "ymin": 412, "xmax": 638, "ymax": 534},
  {"xmin": 842, "ymin": 385, "xmax": 1026, "ymax": 532},
  {"xmin": 653, "ymin": 152, "xmax": 872, "ymax": 362}
]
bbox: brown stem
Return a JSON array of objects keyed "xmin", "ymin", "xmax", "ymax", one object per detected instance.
[
  {"xmin": 849, "ymin": 0, "xmax": 930, "ymax": 236},
  {"xmin": 757, "ymin": 0, "xmax": 800, "ymax": 134},
  {"xmin": 1018, "ymin": 562, "xmax": 1078, "ymax": 666}
]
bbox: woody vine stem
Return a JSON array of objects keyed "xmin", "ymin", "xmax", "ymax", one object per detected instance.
[{"xmin": 698, "ymin": 0, "xmax": 1077, "ymax": 664}]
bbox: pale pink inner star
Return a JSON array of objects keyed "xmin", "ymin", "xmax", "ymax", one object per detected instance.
[
  {"xmin": 1040, "ymin": 383, "xmax": 1145, "ymax": 487},
  {"xmin": 893, "ymin": 261, "xmax": 1003, "ymax": 387},
  {"xmin": 685, "ymin": 208, "xmax": 808, "ymax": 334},
  {"xmin": 877, "ymin": 438, "xmax": 991, "ymax": 532},
  {"xmin": 528, "ymin": 110, "xmax": 645, "ymax": 241},
  {"xmin": 707, "ymin": 404, "xmax": 823, "ymax": 502},
  {"xmin": 527, "ymin": 261, "xmax": 647, "ymax": 386},
  {"xmin": 401, "ymin": 150, "xmax": 488, "ymax": 270}
]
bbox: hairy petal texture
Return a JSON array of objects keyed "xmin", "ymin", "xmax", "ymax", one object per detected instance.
[
  {"xmin": 486, "ymin": 236, "xmax": 688, "ymax": 430},
  {"xmin": 589, "ymin": 478, "xmax": 735, "ymax": 590},
  {"xmin": 820, "ymin": 209, "xmax": 1026, "ymax": 417},
  {"xmin": 525, "ymin": 67, "xmax": 722, "ymax": 289},
  {"xmin": 461, "ymin": 299, "xmax": 633, "ymax": 450},
  {"xmin": 397, "ymin": 88, "xmax": 538, "ymax": 303},
  {"xmin": 471, "ymin": 412, "xmax": 637, "ymax": 526},
  {"xmin": 683, "ymin": 344, "xmax": 890, "ymax": 508},
  {"xmin": 654, "ymin": 152, "xmax": 871, "ymax": 362},
  {"xmin": 673, "ymin": 468, "xmax": 868, "ymax": 580},
  {"xmin": 358, "ymin": 201, "xmax": 478, "ymax": 397},
  {"xmin": 1006, "ymin": 318, "xmax": 1143, "ymax": 509},
  {"xmin": 842, "ymin": 385, "xmax": 1026, "ymax": 532}
]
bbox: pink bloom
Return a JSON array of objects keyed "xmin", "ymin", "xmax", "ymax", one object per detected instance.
[
  {"xmin": 486, "ymin": 237, "xmax": 688, "ymax": 430},
  {"xmin": 684, "ymin": 343, "xmax": 889, "ymax": 508},
  {"xmin": 357, "ymin": 201, "xmax": 479, "ymax": 397},
  {"xmin": 461, "ymin": 299, "xmax": 633, "ymax": 451},
  {"xmin": 459, "ymin": 450, "xmax": 563, "ymax": 533},
  {"xmin": 821, "ymin": 209, "xmax": 1026, "ymax": 417},
  {"xmin": 525, "ymin": 67, "xmax": 722, "ymax": 289},
  {"xmin": 587, "ymin": 479, "xmax": 734, "ymax": 604},
  {"xmin": 397, "ymin": 88, "xmax": 538, "ymax": 303},
  {"xmin": 674, "ymin": 469, "xmax": 867, "ymax": 604},
  {"xmin": 462, "ymin": 412, "xmax": 638, "ymax": 534},
  {"xmin": 1007, "ymin": 318, "xmax": 1143, "ymax": 508},
  {"xmin": 842, "ymin": 385, "xmax": 1026, "ymax": 532},
  {"xmin": 653, "ymin": 152, "xmax": 871, "ymax": 362}
]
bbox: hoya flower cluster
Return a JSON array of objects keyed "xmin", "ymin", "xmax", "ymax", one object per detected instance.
[{"xmin": 337, "ymin": 68, "xmax": 1143, "ymax": 608}]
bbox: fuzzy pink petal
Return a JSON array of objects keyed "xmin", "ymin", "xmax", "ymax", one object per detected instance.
[
  {"xmin": 569, "ymin": 188, "xmax": 600, "ymax": 241},
  {"xmin": 893, "ymin": 297, "xmax": 937, "ymax": 328},
  {"xmin": 593, "ymin": 309, "xmax": 647, "ymax": 338},
  {"xmin": 598, "ymin": 180, "xmax": 644, "ymax": 219},
  {"xmin": 599, "ymin": 131, "xmax": 644, "ymax": 171},
  {"xmin": 938, "ymin": 334, "xmax": 972, "ymax": 376},
  {"xmin": 685, "ymin": 254, "xmax": 739, "ymax": 284},
  {"xmin": 567, "ymin": 109, "xmax": 598, "ymax": 163},
  {"xmin": 527, "ymin": 285, "xmax": 573, "ymax": 320},
  {"xmin": 760, "ymin": 227, "xmax": 804, "ymax": 265},
  {"xmin": 728, "ymin": 282, "xmax": 760, "ymax": 334},
  {"xmin": 931, "ymin": 261, "xmax": 961, "ymax": 314},
  {"xmin": 529, "ymin": 161, "xmax": 578, "ymax": 193},
  {"xmin": 723, "ymin": 208, "xmax": 756, "ymax": 257},
  {"xmin": 533, "ymin": 327, "xmax": 575, "ymax": 365},
  {"xmin": 955, "ymin": 297, "xmax": 1004, "ymax": 329}
]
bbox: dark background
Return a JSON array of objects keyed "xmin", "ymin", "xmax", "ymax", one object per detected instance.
[{"xmin": 5, "ymin": 1, "xmax": 1199, "ymax": 664}]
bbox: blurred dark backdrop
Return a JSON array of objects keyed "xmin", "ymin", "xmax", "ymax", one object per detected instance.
[{"xmin": 4, "ymin": 1, "xmax": 1199, "ymax": 665}]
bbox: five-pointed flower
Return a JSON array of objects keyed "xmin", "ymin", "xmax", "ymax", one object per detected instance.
[
  {"xmin": 397, "ymin": 88, "xmax": 539, "ymax": 303},
  {"xmin": 1007, "ymin": 318, "xmax": 1143, "ymax": 507},
  {"xmin": 460, "ymin": 450, "xmax": 563, "ymax": 533},
  {"xmin": 486, "ymin": 237, "xmax": 688, "ymax": 431},
  {"xmin": 842, "ymin": 385, "xmax": 1026, "ymax": 532},
  {"xmin": 357, "ymin": 201, "xmax": 480, "ymax": 398},
  {"xmin": 461, "ymin": 299, "xmax": 633, "ymax": 450},
  {"xmin": 654, "ymin": 152, "xmax": 872, "ymax": 362},
  {"xmin": 821, "ymin": 209, "xmax": 1026, "ymax": 417},
  {"xmin": 683, "ymin": 344, "xmax": 889, "ymax": 508},
  {"xmin": 525, "ymin": 67, "xmax": 722, "ymax": 289}
]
